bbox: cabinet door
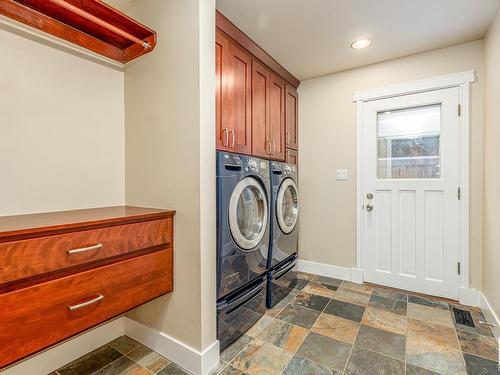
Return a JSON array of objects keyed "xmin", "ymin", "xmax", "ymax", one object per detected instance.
[
  {"xmin": 285, "ymin": 85, "xmax": 298, "ymax": 150},
  {"xmin": 216, "ymin": 31, "xmax": 231, "ymax": 151},
  {"xmin": 286, "ymin": 148, "xmax": 298, "ymax": 165},
  {"xmin": 226, "ymin": 39, "xmax": 252, "ymax": 154},
  {"xmin": 269, "ymin": 73, "xmax": 286, "ymax": 161},
  {"xmin": 252, "ymin": 59, "xmax": 271, "ymax": 159}
]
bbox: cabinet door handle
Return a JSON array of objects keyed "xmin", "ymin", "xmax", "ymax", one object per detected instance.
[
  {"xmin": 68, "ymin": 295, "xmax": 104, "ymax": 311},
  {"xmin": 266, "ymin": 140, "xmax": 271, "ymax": 155},
  {"xmin": 272, "ymin": 141, "xmax": 276, "ymax": 155},
  {"xmin": 286, "ymin": 131, "xmax": 290, "ymax": 145},
  {"xmin": 67, "ymin": 243, "xmax": 103, "ymax": 255},
  {"xmin": 229, "ymin": 130, "xmax": 235, "ymax": 148},
  {"xmin": 222, "ymin": 128, "xmax": 228, "ymax": 147}
]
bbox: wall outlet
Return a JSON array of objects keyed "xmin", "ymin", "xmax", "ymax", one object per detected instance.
[{"xmin": 336, "ymin": 168, "xmax": 348, "ymax": 181}]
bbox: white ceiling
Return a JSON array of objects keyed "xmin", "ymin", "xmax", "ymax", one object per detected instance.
[{"xmin": 216, "ymin": 0, "xmax": 500, "ymax": 80}]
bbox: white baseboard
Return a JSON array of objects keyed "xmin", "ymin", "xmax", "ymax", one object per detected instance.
[
  {"xmin": 459, "ymin": 287, "xmax": 480, "ymax": 307},
  {"xmin": 2, "ymin": 317, "xmax": 125, "ymax": 375},
  {"xmin": 2, "ymin": 317, "xmax": 220, "ymax": 375},
  {"xmin": 297, "ymin": 259, "xmax": 354, "ymax": 282},
  {"xmin": 479, "ymin": 292, "xmax": 500, "ymax": 338},
  {"xmin": 124, "ymin": 317, "xmax": 220, "ymax": 375},
  {"xmin": 351, "ymin": 268, "xmax": 365, "ymax": 284}
]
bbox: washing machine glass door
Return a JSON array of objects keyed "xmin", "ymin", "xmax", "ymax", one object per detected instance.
[
  {"xmin": 277, "ymin": 178, "xmax": 299, "ymax": 234},
  {"xmin": 229, "ymin": 177, "xmax": 268, "ymax": 250}
]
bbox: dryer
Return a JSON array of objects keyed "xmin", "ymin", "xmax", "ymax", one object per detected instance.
[
  {"xmin": 216, "ymin": 151, "xmax": 270, "ymax": 350},
  {"xmin": 267, "ymin": 161, "xmax": 299, "ymax": 308}
]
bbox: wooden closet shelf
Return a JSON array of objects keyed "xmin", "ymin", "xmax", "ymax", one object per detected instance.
[{"xmin": 0, "ymin": 0, "xmax": 157, "ymax": 63}]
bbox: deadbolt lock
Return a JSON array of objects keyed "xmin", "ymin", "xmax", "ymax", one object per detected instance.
[{"xmin": 367, "ymin": 193, "xmax": 373, "ymax": 200}]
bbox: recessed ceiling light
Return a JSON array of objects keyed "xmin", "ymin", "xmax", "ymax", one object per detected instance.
[{"xmin": 351, "ymin": 39, "xmax": 372, "ymax": 49}]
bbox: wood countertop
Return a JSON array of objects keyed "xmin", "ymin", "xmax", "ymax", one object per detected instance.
[{"xmin": 0, "ymin": 206, "xmax": 175, "ymax": 242}]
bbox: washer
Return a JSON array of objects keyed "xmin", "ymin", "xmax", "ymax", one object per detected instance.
[
  {"xmin": 216, "ymin": 151, "xmax": 270, "ymax": 350},
  {"xmin": 267, "ymin": 161, "xmax": 299, "ymax": 308}
]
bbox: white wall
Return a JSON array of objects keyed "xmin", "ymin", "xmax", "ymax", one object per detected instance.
[
  {"xmin": 483, "ymin": 10, "xmax": 500, "ymax": 318},
  {"xmin": 0, "ymin": 21, "xmax": 125, "ymax": 216},
  {"xmin": 299, "ymin": 41, "xmax": 484, "ymax": 290},
  {"xmin": 124, "ymin": 0, "xmax": 216, "ymax": 353}
]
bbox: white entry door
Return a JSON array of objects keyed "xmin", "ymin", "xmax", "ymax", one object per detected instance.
[{"xmin": 362, "ymin": 88, "xmax": 461, "ymax": 299}]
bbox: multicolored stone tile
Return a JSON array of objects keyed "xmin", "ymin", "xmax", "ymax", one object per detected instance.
[
  {"xmin": 245, "ymin": 315, "xmax": 274, "ymax": 338},
  {"xmin": 311, "ymin": 313, "xmax": 359, "ymax": 344},
  {"xmin": 220, "ymin": 334, "xmax": 252, "ymax": 363},
  {"xmin": 372, "ymin": 287, "xmax": 407, "ymax": 302},
  {"xmin": 407, "ymin": 302, "xmax": 455, "ymax": 328},
  {"xmin": 294, "ymin": 272, "xmax": 316, "ymax": 281},
  {"xmin": 302, "ymin": 281, "xmax": 338, "ymax": 299},
  {"xmin": 406, "ymin": 363, "xmax": 442, "ymax": 375},
  {"xmin": 257, "ymin": 319, "xmax": 308, "ymax": 353},
  {"xmin": 290, "ymin": 291, "xmax": 330, "ymax": 312},
  {"xmin": 457, "ymin": 329, "xmax": 499, "ymax": 362},
  {"xmin": 344, "ymin": 346, "xmax": 405, "ymax": 375},
  {"xmin": 107, "ymin": 336, "xmax": 142, "ymax": 355},
  {"xmin": 231, "ymin": 339, "xmax": 294, "ymax": 375},
  {"xmin": 354, "ymin": 324, "xmax": 406, "ymax": 361},
  {"xmin": 340, "ymin": 281, "xmax": 374, "ymax": 295},
  {"xmin": 282, "ymin": 355, "xmax": 331, "ymax": 375},
  {"xmin": 407, "ymin": 318, "xmax": 466, "ymax": 374},
  {"xmin": 265, "ymin": 289, "xmax": 300, "ymax": 317},
  {"xmin": 361, "ymin": 306, "xmax": 408, "ymax": 335},
  {"xmin": 126, "ymin": 345, "xmax": 170, "ymax": 373},
  {"xmin": 156, "ymin": 363, "xmax": 191, "ymax": 375},
  {"xmin": 293, "ymin": 278, "xmax": 309, "ymax": 290},
  {"xmin": 368, "ymin": 294, "xmax": 407, "ymax": 316},
  {"xmin": 334, "ymin": 283, "xmax": 372, "ymax": 306},
  {"xmin": 408, "ymin": 294, "xmax": 449, "ymax": 310},
  {"xmin": 217, "ymin": 364, "xmax": 249, "ymax": 375},
  {"xmin": 311, "ymin": 275, "xmax": 343, "ymax": 287},
  {"xmin": 57, "ymin": 345, "xmax": 123, "ymax": 375},
  {"xmin": 276, "ymin": 304, "xmax": 321, "ymax": 329},
  {"xmin": 324, "ymin": 299, "xmax": 366, "ymax": 322},
  {"xmin": 93, "ymin": 356, "xmax": 150, "ymax": 375},
  {"xmin": 463, "ymin": 353, "xmax": 500, "ymax": 375},
  {"xmin": 296, "ymin": 332, "xmax": 351, "ymax": 372}
]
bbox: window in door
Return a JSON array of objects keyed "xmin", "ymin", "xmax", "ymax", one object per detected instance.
[{"xmin": 377, "ymin": 104, "xmax": 441, "ymax": 179}]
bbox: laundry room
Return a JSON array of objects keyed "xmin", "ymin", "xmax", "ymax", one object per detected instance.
[{"xmin": 1, "ymin": 1, "xmax": 500, "ymax": 375}]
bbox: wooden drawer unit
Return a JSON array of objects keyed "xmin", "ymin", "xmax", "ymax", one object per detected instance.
[
  {"xmin": 0, "ymin": 250, "xmax": 172, "ymax": 368},
  {"xmin": 0, "ymin": 206, "xmax": 175, "ymax": 369},
  {"xmin": 0, "ymin": 218, "xmax": 171, "ymax": 285}
]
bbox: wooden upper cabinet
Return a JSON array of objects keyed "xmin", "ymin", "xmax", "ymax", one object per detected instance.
[
  {"xmin": 269, "ymin": 73, "xmax": 286, "ymax": 161},
  {"xmin": 227, "ymin": 40, "xmax": 252, "ymax": 154},
  {"xmin": 285, "ymin": 85, "xmax": 299, "ymax": 150},
  {"xmin": 216, "ymin": 31, "xmax": 230, "ymax": 151},
  {"xmin": 216, "ymin": 30, "xmax": 252, "ymax": 154},
  {"xmin": 286, "ymin": 148, "xmax": 298, "ymax": 165},
  {"xmin": 252, "ymin": 59, "xmax": 270, "ymax": 159}
]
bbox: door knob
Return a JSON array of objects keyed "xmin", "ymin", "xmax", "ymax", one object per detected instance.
[{"xmin": 366, "ymin": 204, "xmax": 374, "ymax": 212}]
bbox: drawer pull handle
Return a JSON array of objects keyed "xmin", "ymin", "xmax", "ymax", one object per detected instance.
[
  {"xmin": 68, "ymin": 295, "xmax": 104, "ymax": 311},
  {"xmin": 67, "ymin": 243, "xmax": 103, "ymax": 254}
]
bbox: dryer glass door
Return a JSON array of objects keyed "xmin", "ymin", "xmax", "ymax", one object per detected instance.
[
  {"xmin": 229, "ymin": 177, "xmax": 268, "ymax": 250},
  {"xmin": 277, "ymin": 178, "xmax": 298, "ymax": 234}
]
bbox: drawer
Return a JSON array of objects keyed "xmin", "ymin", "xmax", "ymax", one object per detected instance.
[
  {"xmin": 0, "ymin": 249, "xmax": 172, "ymax": 368},
  {"xmin": 0, "ymin": 218, "xmax": 171, "ymax": 284}
]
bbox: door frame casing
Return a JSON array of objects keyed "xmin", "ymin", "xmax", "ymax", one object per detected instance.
[{"xmin": 353, "ymin": 71, "xmax": 475, "ymax": 296}]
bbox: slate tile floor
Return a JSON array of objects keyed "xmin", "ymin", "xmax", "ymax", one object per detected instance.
[
  {"xmin": 51, "ymin": 336, "xmax": 190, "ymax": 375},
  {"xmin": 52, "ymin": 271, "xmax": 499, "ymax": 375},
  {"xmin": 215, "ymin": 272, "xmax": 499, "ymax": 375}
]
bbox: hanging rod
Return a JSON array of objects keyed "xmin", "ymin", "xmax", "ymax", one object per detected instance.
[{"xmin": 48, "ymin": 0, "xmax": 151, "ymax": 49}]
